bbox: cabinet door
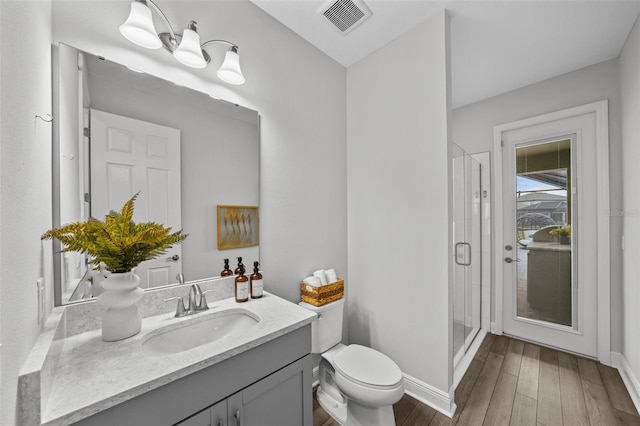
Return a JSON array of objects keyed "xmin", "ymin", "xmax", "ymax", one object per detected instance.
[
  {"xmin": 174, "ymin": 408, "xmax": 210, "ymax": 426},
  {"xmin": 176, "ymin": 400, "xmax": 227, "ymax": 426},
  {"xmin": 227, "ymin": 358, "xmax": 311, "ymax": 426},
  {"xmin": 210, "ymin": 399, "xmax": 228, "ymax": 426}
]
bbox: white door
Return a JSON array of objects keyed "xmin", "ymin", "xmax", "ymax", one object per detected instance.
[
  {"xmin": 90, "ymin": 109, "xmax": 182, "ymax": 289},
  {"xmin": 499, "ymin": 112, "xmax": 599, "ymax": 357}
]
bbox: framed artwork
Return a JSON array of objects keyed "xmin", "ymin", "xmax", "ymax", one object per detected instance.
[{"xmin": 217, "ymin": 205, "xmax": 259, "ymax": 250}]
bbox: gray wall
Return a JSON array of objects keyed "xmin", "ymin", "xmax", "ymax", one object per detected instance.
[
  {"xmin": 620, "ymin": 16, "xmax": 640, "ymax": 390},
  {"xmin": 1, "ymin": 2, "xmax": 53, "ymax": 424},
  {"xmin": 452, "ymin": 58, "xmax": 624, "ymax": 352},
  {"xmin": 347, "ymin": 11, "xmax": 453, "ymax": 403}
]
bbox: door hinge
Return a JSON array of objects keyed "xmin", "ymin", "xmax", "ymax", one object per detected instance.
[
  {"xmin": 84, "ymin": 127, "xmax": 91, "ymax": 138},
  {"xmin": 84, "ymin": 192, "xmax": 91, "ymax": 203},
  {"xmin": 501, "ymin": 140, "xmax": 504, "ymax": 147}
]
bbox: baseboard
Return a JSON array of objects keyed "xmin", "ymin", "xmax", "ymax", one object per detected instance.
[
  {"xmin": 610, "ymin": 352, "xmax": 640, "ymax": 414},
  {"xmin": 403, "ymin": 373, "xmax": 456, "ymax": 418}
]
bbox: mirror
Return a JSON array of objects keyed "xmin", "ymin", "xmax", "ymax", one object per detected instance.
[{"xmin": 53, "ymin": 43, "xmax": 260, "ymax": 306}]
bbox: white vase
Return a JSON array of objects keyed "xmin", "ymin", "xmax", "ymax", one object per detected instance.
[{"xmin": 96, "ymin": 271, "xmax": 144, "ymax": 342}]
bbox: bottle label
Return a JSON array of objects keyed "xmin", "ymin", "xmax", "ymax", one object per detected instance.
[
  {"xmin": 252, "ymin": 279, "xmax": 263, "ymax": 297},
  {"xmin": 237, "ymin": 282, "xmax": 249, "ymax": 300}
]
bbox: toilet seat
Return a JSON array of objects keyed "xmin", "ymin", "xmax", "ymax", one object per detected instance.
[{"xmin": 333, "ymin": 344, "xmax": 403, "ymax": 389}]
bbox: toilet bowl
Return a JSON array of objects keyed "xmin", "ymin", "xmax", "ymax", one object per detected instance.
[{"xmin": 299, "ymin": 299, "xmax": 405, "ymax": 426}]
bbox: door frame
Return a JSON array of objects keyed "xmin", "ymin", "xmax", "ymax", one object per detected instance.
[{"xmin": 492, "ymin": 100, "xmax": 610, "ymax": 363}]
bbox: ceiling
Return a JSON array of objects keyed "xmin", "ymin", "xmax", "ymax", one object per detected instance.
[{"xmin": 250, "ymin": 0, "xmax": 640, "ymax": 108}]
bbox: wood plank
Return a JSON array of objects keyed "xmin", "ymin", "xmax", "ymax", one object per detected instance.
[
  {"xmin": 491, "ymin": 335, "xmax": 510, "ymax": 356},
  {"xmin": 583, "ymin": 380, "xmax": 619, "ymax": 425},
  {"xmin": 577, "ymin": 357, "xmax": 603, "ymax": 385},
  {"xmin": 557, "ymin": 351, "xmax": 577, "ymax": 367},
  {"xmin": 454, "ymin": 358, "xmax": 484, "ymax": 412},
  {"xmin": 598, "ymin": 363, "xmax": 639, "ymax": 416},
  {"xmin": 428, "ymin": 412, "xmax": 454, "ymax": 426},
  {"xmin": 402, "ymin": 401, "xmax": 437, "ymax": 425},
  {"xmin": 536, "ymin": 347, "xmax": 562, "ymax": 426},
  {"xmin": 484, "ymin": 371, "xmax": 517, "ymax": 425},
  {"xmin": 516, "ymin": 343, "xmax": 540, "ymax": 400},
  {"xmin": 558, "ymin": 352, "xmax": 590, "ymax": 426},
  {"xmin": 476, "ymin": 333, "xmax": 496, "ymax": 362},
  {"xmin": 313, "ymin": 406, "xmax": 331, "ymax": 426},
  {"xmin": 503, "ymin": 339, "xmax": 525, "ymax": 377},
  {"xmin": 457, "ymin": 352, "xmax": 505, "ymax": 426},
  {"xmin": 614, "ymin": 408, "xmax": 640, "ymax": 425},
  {"xmin": 394, "ymin": 394, "xmax": 419, "ymax": 425},
  {"xmin": 510, "ymin": 394, "xmax": 537, "ymax": 426}
]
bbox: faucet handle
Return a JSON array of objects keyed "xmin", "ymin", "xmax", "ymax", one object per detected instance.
[
  {"xmin": 164, "ymin": 296, "xmax": 186, "ymax": 317},
  {"xmin": 198, "ymin": 289, "xmax": 216, "ymax": 311}
]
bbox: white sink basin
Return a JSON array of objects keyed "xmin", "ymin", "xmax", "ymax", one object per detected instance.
[{"xmin": 142, "ymin": 309, "xmax": 259, "ymax": 355}]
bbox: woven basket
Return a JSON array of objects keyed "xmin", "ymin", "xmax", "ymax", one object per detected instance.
[{"xmin": 300, "ymin": 278, "xmax": 344, "ymax": 307}]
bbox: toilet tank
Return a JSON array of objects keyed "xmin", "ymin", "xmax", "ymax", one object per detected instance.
[{"xmin": 299, "ymin": 298, "xmax": 344, "ymax": 353}]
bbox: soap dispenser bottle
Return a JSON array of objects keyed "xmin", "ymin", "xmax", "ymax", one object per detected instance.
[
  {"xmin": 234, "ymin": 257, "xmax": 243, "ymax": 275},
  {"xmin": 250, "ymin": 261, "xmax": 263, "ymax": 299},
  {"xmin": 235, "ymin": 263, "xmax": 249, "ymax": 303},
  {"xmin": 221, "ymin": 258, "xmax": 233, "ymax": 277}
]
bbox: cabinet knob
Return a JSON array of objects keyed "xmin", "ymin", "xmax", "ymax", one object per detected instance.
[{"xmin": 234, "ymin": 410, "xmax": 241, "ymax": 426}]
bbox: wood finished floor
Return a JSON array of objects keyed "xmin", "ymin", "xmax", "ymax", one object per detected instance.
[{"xmin": 313, "ymin": 334, "xmax": 640, "ymax": 425}]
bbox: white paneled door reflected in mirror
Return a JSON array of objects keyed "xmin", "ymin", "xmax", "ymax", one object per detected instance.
[{"xmin": 53, "ymin": 44, "xmax": 260, "ymax": 305}]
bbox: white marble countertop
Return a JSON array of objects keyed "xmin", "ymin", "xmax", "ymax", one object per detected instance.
[{"xmin": 33, "ymin": 292, "xmax": 315, "ymax": 425}]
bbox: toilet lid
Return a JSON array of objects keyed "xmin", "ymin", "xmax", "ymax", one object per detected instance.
[{"xmin": 333, "ymin": 345, "xmax": 403, "ymax": 387}]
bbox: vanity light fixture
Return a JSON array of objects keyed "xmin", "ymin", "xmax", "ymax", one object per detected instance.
[{"xmin": 119, "ymin": 0, "xmax": 245, "ymax": 85}]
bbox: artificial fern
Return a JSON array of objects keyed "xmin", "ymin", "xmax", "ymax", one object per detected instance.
[{"xmin": 42, "ymin": 193, "xmax": 188, "ymax": 273}]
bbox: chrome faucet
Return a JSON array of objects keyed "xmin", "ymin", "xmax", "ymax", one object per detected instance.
[
  {"xmin": 188, "ymin": 283, "xmax": 202, "ymax": 312},
  {"xmin": 164, "ymin": 282, "xmax": 209, "ymax": 318},
  {"xmin": 164, "ymin": 275, "xmax": 209, "ymax": 317}
]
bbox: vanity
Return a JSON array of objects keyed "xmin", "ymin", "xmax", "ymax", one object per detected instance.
[{"xmin": 18, "ymin": 277, "xmax": 316, "ymax": 426}]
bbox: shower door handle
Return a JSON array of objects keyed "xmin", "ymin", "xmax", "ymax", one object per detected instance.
[{"xmin": 455, "ymin": 242, "xmax": 471, "ymax": 266}]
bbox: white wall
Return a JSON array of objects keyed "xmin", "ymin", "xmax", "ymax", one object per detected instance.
[
  {"xmin": 0, "ymin": 2, "xmax": 53, "ymax": 425},
  {"xmin": 452, "ymin": 58, "xmax": 624, "ymax": 352},
  {"xmin": 620, "ymin": 16, "xmax": 640, "ymax": 388},
  {"xmin": 51, "ymin": 0, "xmax": 348, "ymax": 304},
  {"xmin": 347, "ymin": 10, "xmax": 453, "ymax": 404}
]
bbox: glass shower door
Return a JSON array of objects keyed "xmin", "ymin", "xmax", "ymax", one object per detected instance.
[{"xmin": 452, "ymin": 144, "xmax": 482, "ymax": 365}]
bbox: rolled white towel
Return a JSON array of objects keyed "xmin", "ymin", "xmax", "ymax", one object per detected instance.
[
  {"xmin": 325, "ymin": 268, "xmax": 338, "ymax": 283},
  {"xmin": 313, "ymin": 270, "xmax": 328, "ymax": 285},
  {"xmin": 303, "ymin": 276, "xmax": 322, "ymax": 288}
]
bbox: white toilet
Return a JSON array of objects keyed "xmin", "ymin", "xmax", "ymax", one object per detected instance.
[{"xmin": 299, "ymin": 298, "xmax": 405, "ymax": 426}]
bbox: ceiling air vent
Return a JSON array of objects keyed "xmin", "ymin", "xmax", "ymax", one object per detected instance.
[{"xmin": 319, "ymin": 0, "xmax": 372, "ymax": 35}]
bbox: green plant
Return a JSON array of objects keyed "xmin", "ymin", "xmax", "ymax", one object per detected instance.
[
  {"xmin": 42, "ymin": 193, "xmax": 187, "ymax": 273},
  {"xmin": 549, "ymin": 225, "xmax": 572, "ymax": 237}
]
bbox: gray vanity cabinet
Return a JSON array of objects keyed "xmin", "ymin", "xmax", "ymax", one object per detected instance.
[
  {"xmin": 74, "ymin": 325, "xmax": 312, "ymax": 426},
  {"xmin": 177, "ymin": 357, "xmax": 307, "ymax": 426}
]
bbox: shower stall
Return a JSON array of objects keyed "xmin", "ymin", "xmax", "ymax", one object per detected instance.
[{"xmin": 451, "ymin": 144, "xmax": 488, "ymax": 379}]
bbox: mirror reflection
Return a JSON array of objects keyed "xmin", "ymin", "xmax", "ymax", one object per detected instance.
[{"xmin": 53, "ymin": 44, "xmax": 259, "ymax": 306}]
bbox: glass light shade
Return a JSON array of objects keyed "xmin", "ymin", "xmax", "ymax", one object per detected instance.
[
  {"xmin": 217, "ymin": 49, "xmax": 245, "ymax": 85},
  {"xmin": 173, "ymin": 28, "xmax": 207, "ymax": 68},
  {"xmin": 119, "ymin": 1, "xmax": 162, "ymax": 49}
]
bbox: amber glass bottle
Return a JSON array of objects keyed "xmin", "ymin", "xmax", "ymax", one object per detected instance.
[
  {"xmin": 221, "ymin": 258, "xmax": 233, "ymax": 276},
  {"xmin": 250, "ymin": 261, "xmax": 263, "ymax": 299},
  {"xmin": 234, "ymin": 257, "xmax": 243, "ymax": 275},
  {"xmin": 235, "ymin": 265, "xmax": 249, "ymax": 303}
]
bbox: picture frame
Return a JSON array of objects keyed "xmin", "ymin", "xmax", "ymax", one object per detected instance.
[{"xmin": 217, "ymin": 205, "xmax": 259, "ymax": 250}]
